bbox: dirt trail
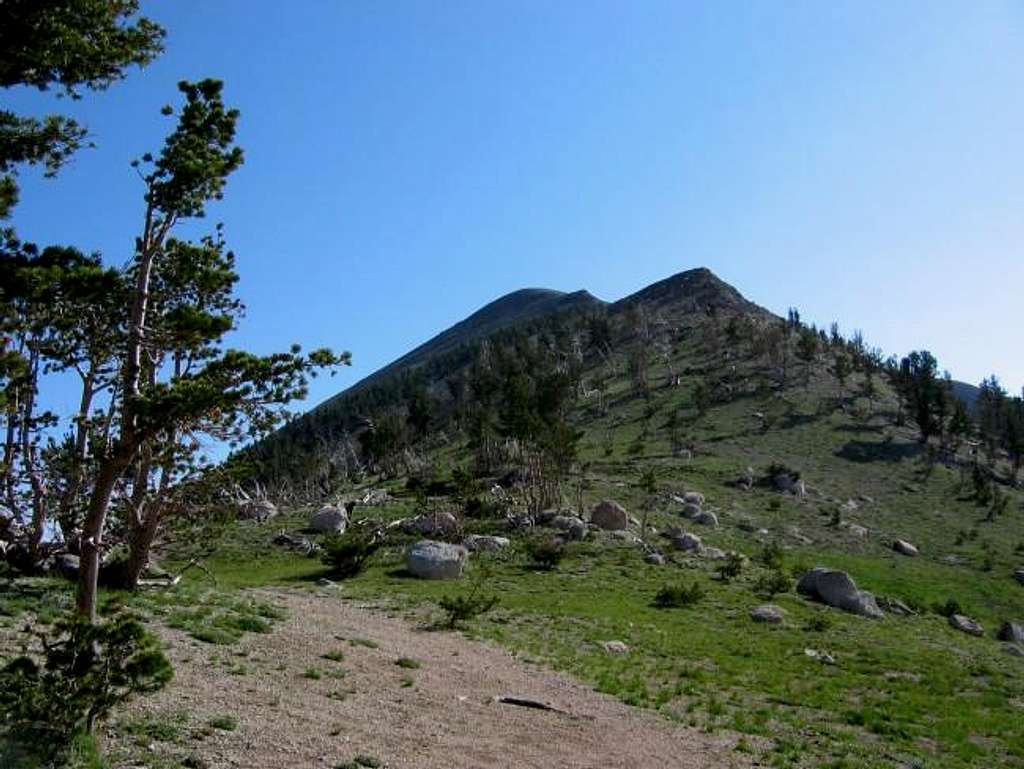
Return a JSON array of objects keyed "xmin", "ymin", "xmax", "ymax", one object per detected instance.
[{"xmin": 120, "ymin": 589, "xmax": 754, "ymax": 768}]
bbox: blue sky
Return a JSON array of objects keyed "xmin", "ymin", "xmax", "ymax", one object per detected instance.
[{"xmin": 7, "ymin": 0, "xmax": 1023, "ymax": 416}]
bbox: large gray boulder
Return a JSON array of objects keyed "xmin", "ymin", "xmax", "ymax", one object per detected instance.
[
  {"xmin": 590, "ymin": 500, "xmax": 628, "ymax": 531},
  {"xmin": 238, "ymin": 499, "xmax": 277, "ymax": 522},
  {"xmin": 405, "ymin": 540, "xmax": 467, "ymax": 580},
  {"xmin": 797, "ymin": 567, "xmax": 883, "ymax": 619},
  {"xmin": 309, "ymin": 505, "xmax": 348, "ymax": 533},
  {"xmin": 551, "ymin": 515, "xmax": 587, "ymax": 541}
]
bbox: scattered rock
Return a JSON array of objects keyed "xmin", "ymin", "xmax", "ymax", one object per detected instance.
[
  {"xmin": 359, "ymin": 488, "xmax": 390, "ymax": 506},
  {"xmin": 998, "ymin": 622, "xmax": 1024, "ymax": 645},
  {"xmin": 751, "ymin": 605, "xmax": 785, "ymax": 624},
  {"xmin": 877, "ymin": 596, "xmax": 915, "ymax": 616},
  {"xmin": 797, "ymin": 567, "xmax": 884, "ymax": 619},
  {"xmin": 949, "ymin": 614, "xmax": 984, "ymax": 637},
  {"xmin": 405, "ymin": 540, "xmax": 468, "ymax": 580},
  {"xmin": 309, "ymin": 505, "xmax": 348, "ymax": 534},
  {"xmin": 645, "ymin": 552, "xmax": 666, "ymax": 566},
  {"xmin": 846, "ymin": 523, "xmax": 868, "ymax": 538},
  {"xmin": 602, "ymin": 640, "xmax": 629, "ymax": 654},
  {"xmin": 550, "ymin": 515, "xmax": 587, "ymax": 541},
  {"xmin": 668, "ymin": 531, "xmax": 703, "ymax": 554},
  {"xmin": 737, "ymin": 468, "xmax": 755, "ymax": 491},
  {"xmin": 462, "ymin": 535, "xmax": 510, "ymax": 553},
  {"xmin": 590, "ymin": 500, "xmax": 629, "ymax": 531},
  {"xmin": 680, "ymin": 502, "xmax": 702, "ymax": 519},
  {"xmin": 238, "ymin": 499, "xmax": 277, "ymax": 522},
  {"xmin": 843, "ymin": 499, "xmax": 859, "ymax": 512},
  {"xmin": 893, "ymin": 539, "xmax": 919, "ymax": 557},
  {"xmin": 804, "ymin": 648, "xmax": 836, "ymax": 665},
  {"xmin": 682, "ymin": 491, "xmax": 705, "ymax": 506},
  {"xmin": 693, "ymin": 510, "xmax": 719, "ymax": 527},
  {"xmin": 786, "ymin": 526, "xmax": 812, "ymax": 545},
  {"xmin": 610, "ymin": 530, "xmax": 639, "ymax": 543},
  {"xmin": 401, "ymin": 512, "xmax": 459, "ymax": 537}
]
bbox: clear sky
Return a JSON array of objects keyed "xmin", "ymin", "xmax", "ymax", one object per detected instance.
[{"xmin": 7, "ymin": 1, "xmax": 1023, "ymax": 417}]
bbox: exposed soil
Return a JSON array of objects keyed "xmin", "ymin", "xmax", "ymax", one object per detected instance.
[{"xmin": 114, "ymin": 588, "xmax": 755, "ymax": 769}]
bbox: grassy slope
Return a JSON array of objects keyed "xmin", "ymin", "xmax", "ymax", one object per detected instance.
[{"xmin": 187, "ymin": 334, "xmax": 1024, "ymax": 769}]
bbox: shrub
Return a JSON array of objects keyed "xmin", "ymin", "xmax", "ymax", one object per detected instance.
[
  {"xmin": 394, "ymin": 657, "xmax": 420, "ymax": 670},
  {"xmin": 321, "ymin": 526, "xmax": 384, "ymax": 578},
  {"xmin": 654, "ymin": 581, "xmax": 705, "ymax": 609},
  {"xmin": 438, "ymin": 588, "xmax": 499, "ymax": 629},
  {"xmin": 0, "ymin": 612, "xmax": 172, "ymax": 765},
  {"xmin": 758, "ymin": 542, "xmax": 785, "ymax": 570},
  {"xmin": 804, "ymin": 614, "xmax": 832, "ymax": 633},
  {"xmin": 719, "ymin": 552, "xmax": 745, "ymax": 582},
  {"xmin": 933, "ymin": 599, "xmax": 964, "ymax": 618},
  {"xmin": 754, "ymin": 569, "xmax": 792, "ymax": 598},
  {"xmin": 526, "ymin": 537, "xmax": 565, "ymax": 571},
  {"xmin": 464, "ymin": 496, "xmax": 504, "ymax": 519}
]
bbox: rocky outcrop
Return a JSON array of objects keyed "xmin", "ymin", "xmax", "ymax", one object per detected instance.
[{"xmin": 797, "ymin": 567, "xmax": 883, "ymax": 619}]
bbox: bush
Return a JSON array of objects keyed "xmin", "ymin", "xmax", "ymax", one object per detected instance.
[
  {"xmin": 321, "ymin": 526, "xmax": 384, "ymax": 579},
  {"xmin": 0, "ymin": 612, "xmax": 172, "ymax": 765},
  {"xmin": 932, "ymin": 599, "xmax": 964, "ymax": 618},
  {"xmin": 719, "ymin": 551, "xmax": 745, "ymax": 582},
  {"xmin": 464, "ymin": 496, "xmax": 504, "ymax": 520},
  {"xmin": 754, "ymin": 569, "xmax": 792, "ymax": 598},
  {"xmin": 654, "ymin": 581, "xmax": 705, "ymax": 609},
  {"xmin": 438, "ymin": 589, "xmax": 499, "ymax": 629},
  {"xmin": 804, "ymin": 614, "xmax": 832, "ymax": 633},
  {"xmin": 758, "ymin": 542, "xmax": 785, "ymax": 571},
  {"xmin": 526, "ymin": 538, "xmax": 565, "ymax": 571}
]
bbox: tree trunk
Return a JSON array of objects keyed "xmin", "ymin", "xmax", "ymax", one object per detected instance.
[{"xmin": 76, "ymin": 458, "xmax": 124, "ymax": 622}]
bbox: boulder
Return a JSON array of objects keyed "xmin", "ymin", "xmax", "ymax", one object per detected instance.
[
  {"xmin": 405, "ymin": 540, "xmax": 467, "ymax": 580},
  {"xmin": 550, "ymin": 515, "xmax": 587, "ymax": 541},
  {"xmin": 893, "ymin": 539, "xmax": 919, "ymax": 557},
  {"xmin": 644, "ymin": 552, "xmax": 666, "ymax": 566},
  {"xmin": 693, "ymin": 510, "xmax": 718, "ymax": 527},
  {"xmin": 949, "ymin": 614, "xmax": 984, "ymax": 637},
  {"xmin": 773, "ymin": 473, "xmax": 798, "ymax": 493},
  {"xmin": 238, "ymin": 499, "xmax": 277, "ymax": 522},
  {"xmin": 309, "ymin": 505, "xmax": 348, "ymax": 533},
  {"xmin": 669, "ymin": 531, "xmax": 702, "ymax": 554},
  {"xmin": 682, "ymin": 491, "xmax": 705, "ymax": 506},
  {"xmin": 998, "ymin": 622, "xmax": 1024, "ymax": 645},
  {"xmin": 462, "ymin": 535, "xmax": 510, "ymax": 553},
  {"xmin": 751, "ymin": 604, "xmax": 785, "ymax": 624},
  {"xmin": 797, "ymin": 567, "xmax": 884, "ymax": 619},
  {"xmin": 680, "ymin": 502, "xmax": 702, "ymax": 519},
  {"xmin": 590, "ymin": 500, "xmax": 628, "ymax": 531},
  {"xmin": 54, "ymin": 553, "xmax": 80, "ymax": 580},
  {"xmin": 401, "ymin": 512, "xmax": 459, "ymax": 537}
]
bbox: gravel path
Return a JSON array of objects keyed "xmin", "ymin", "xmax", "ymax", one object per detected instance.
[{"xmin": 119, "ymin": 589, "xmax": 754, "ymax": 768}]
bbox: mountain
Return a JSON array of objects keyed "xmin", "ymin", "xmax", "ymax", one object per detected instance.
[{"xmin": 610, "ymin": 266, "xmax": 766, "ymax": 317}]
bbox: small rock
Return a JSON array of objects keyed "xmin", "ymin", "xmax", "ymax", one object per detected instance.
[
  {"xmin": 54, "ymin": 553, "xmax": 80, "ymax": 580},
  {"xmin": 462, "ymin": 535, "xmax": 510, "ymax": 552},
  {"xmin": 804, "ymin": 648, "xmax": 836, "ymax": 665},
  {"xmin": 893, "ymin": 539, "xmax": 919, "ymax": 557},
  {"xmin": 702, "ymin": 547, "xmax": 726, "ymax": 560},
  {"xmin": 680, "ymin": 502, "xmax": 702, "ymax": 519},
  {"xmin": 751, "ymin": 605, "xmax": 786, "ymax": 624},
  {"xmin": 1015, "ymin": 568, "xmax": 1024, "ymax": 586},
  {"xmin": 238, "ymin": 499, "xmax": 277, "ymax": 522},
  {"xmin": 846, "ymin": 523, "xmax": 868, "ymax": 538},
  {"xmin": 682, "ymin": 491, "xmax": 705, "ymax": 506},
  {"xmin": 401, "ymin": 511, "xmax": 459, "ymax": 537},
  {"xmin": 548, "ymin": 515, "xmax": 586, "ymax": 541},
  {"xmin": 1003, "ymin": 644, "xmax": 1024, "ymax": 658},
  {"xmin": 602, "ymin": 640, "xmax": 629, "ymax": 654},
  {"xmin": 591, "ymin": 500, "xmax": 629, "ymax": 531},
  {"xmin": 877, "ymin": 596, "xmax": 915, "ymax": 616},
  {"xmin": 843, "ymin": 499, "xmax": 859, "ymax": 512},
  {"xmin": 645, "ymin": 552, "xmax": 666, "ymax": 566},
  {"xmin": 693, "ymin": 510, "xmax": 718, "ymax": 527},
  {"xmin": 949, "ymin": 614, "xmax": 984, "ymax": 637},
  {"xmin": 610, "ymin": 530, "xmax": 639, "ymax": 543}
]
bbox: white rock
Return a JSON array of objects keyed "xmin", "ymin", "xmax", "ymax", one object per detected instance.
[{"xmin": 405, "ymin": 540, "xmax": 468, "ymax": 580}]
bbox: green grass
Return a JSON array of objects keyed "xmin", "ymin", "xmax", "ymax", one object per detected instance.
[
  {"xmin": 207, "ymin": 715, "xmax": 238, "ymax": 732},
  {"xmin": 394, "ymin": 657, "xmax": 421, "ymax": 670}
]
